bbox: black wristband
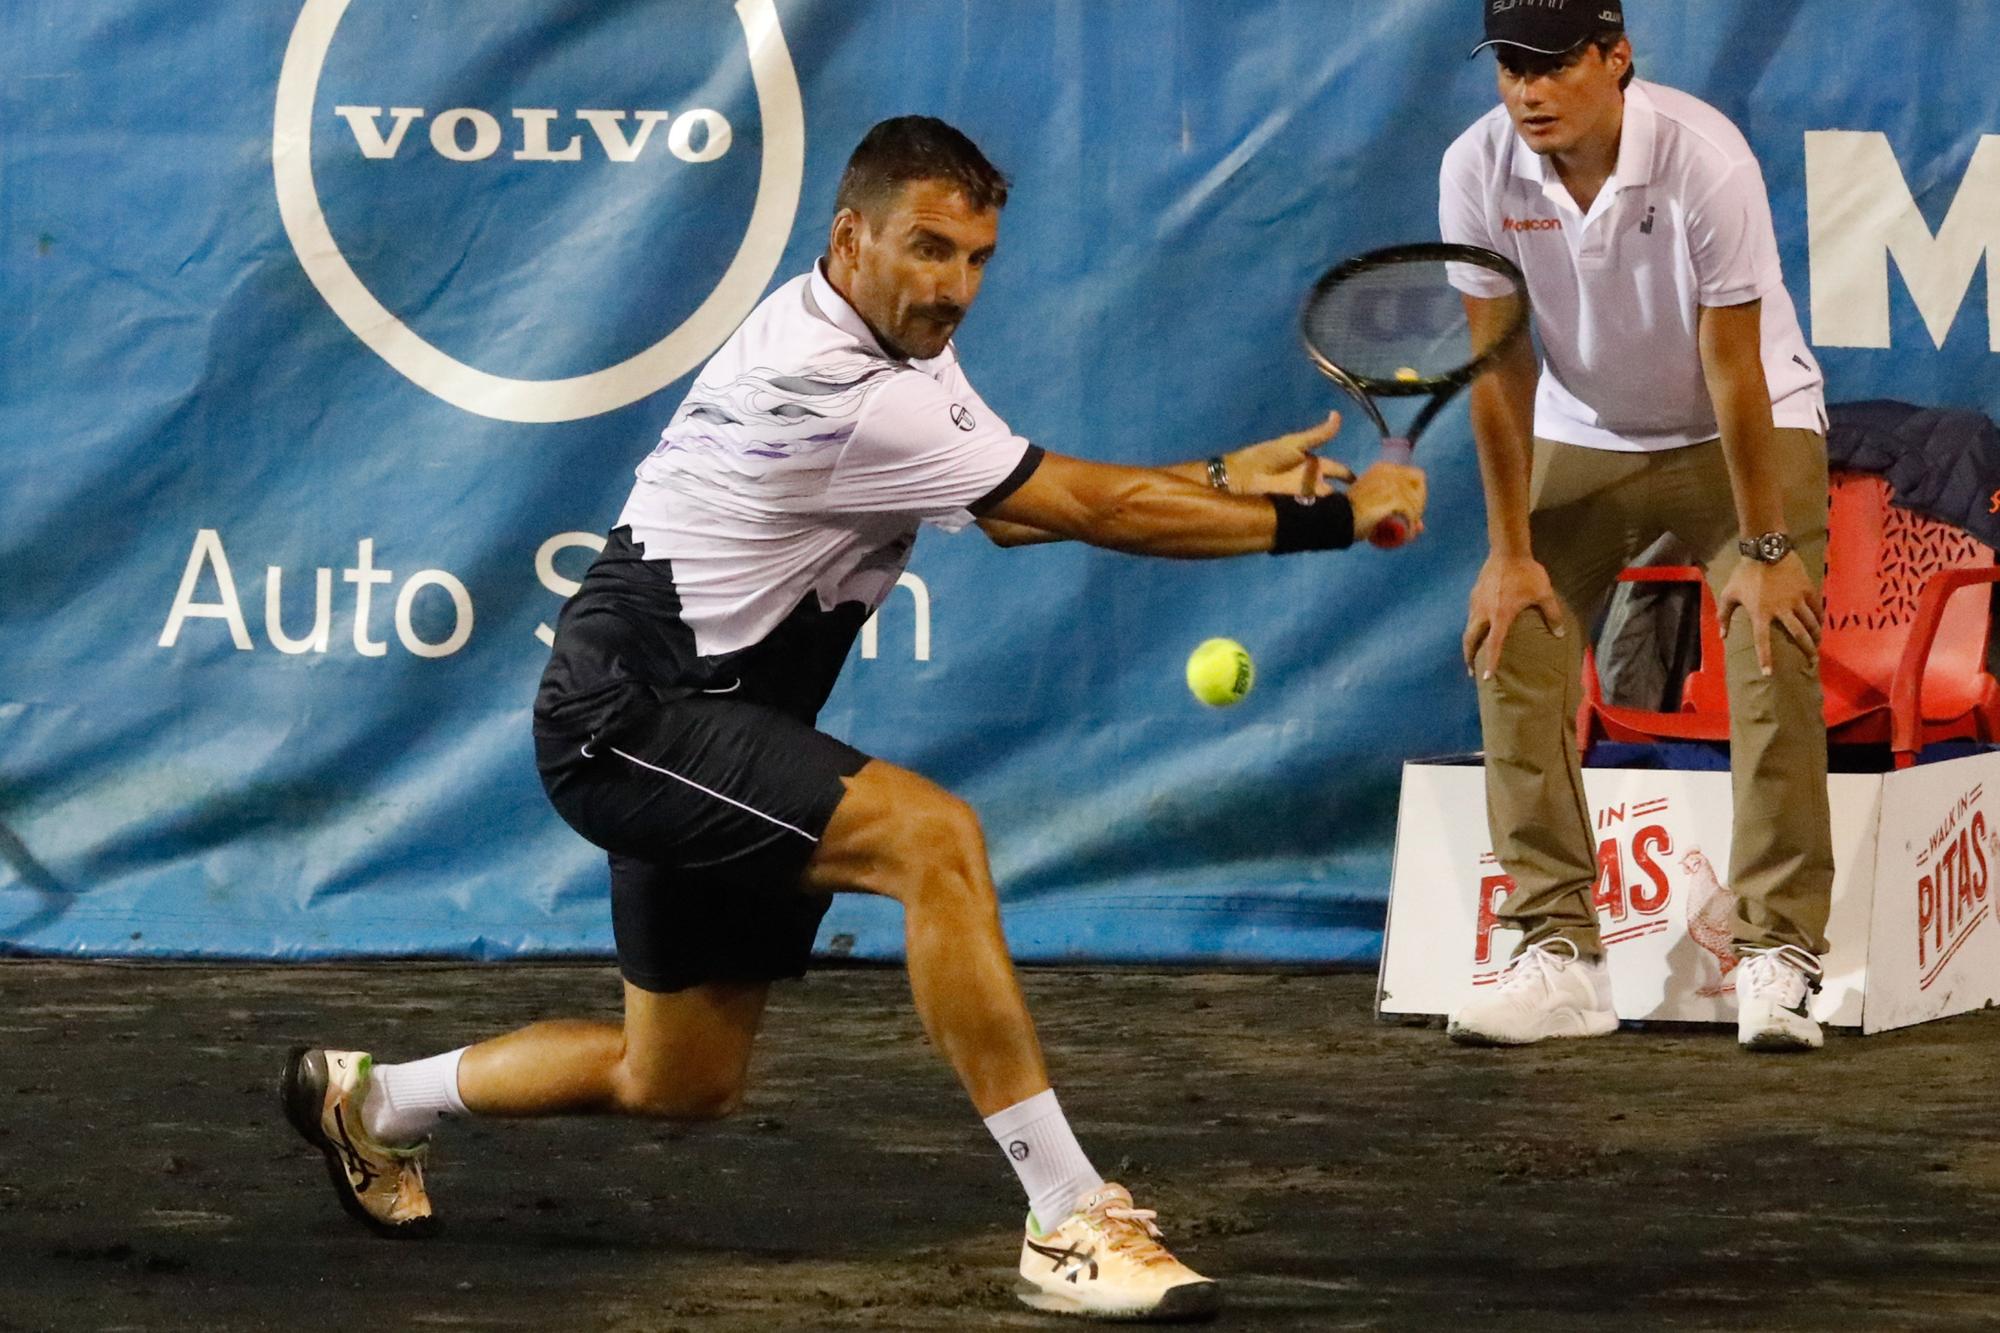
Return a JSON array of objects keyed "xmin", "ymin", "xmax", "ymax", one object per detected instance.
[{"xmin": 1268, "ymin": 492, "xmax": 1355, "ymax": 554}]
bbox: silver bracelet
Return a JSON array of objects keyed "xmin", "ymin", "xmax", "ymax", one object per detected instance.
[{"xmin": 1205, "ymin": 455, "xmax": 1231, "ymax": 493}]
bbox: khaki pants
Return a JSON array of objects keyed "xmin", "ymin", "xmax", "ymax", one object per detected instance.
[{"xmin": 1479, "ymin": 429, "xmax": 1834, "ymax": 959}]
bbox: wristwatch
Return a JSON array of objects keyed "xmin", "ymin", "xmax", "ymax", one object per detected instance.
[{"xmin": 1737, "ymin": 531, "xmax": 1795, "ymax": 564}]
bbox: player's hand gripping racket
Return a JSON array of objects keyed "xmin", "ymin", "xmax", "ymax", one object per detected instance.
[{"xmin": 1300, "ymin": 243, "xmax": 1529, "ymax": 547}]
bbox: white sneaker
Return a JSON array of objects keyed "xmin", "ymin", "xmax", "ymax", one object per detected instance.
[
  {"xmin": 1447, "ymin": 939, "xmax": 1618, "ymax": 1046},
  {"xmin": 1736, "ymin": 946, "xmax": 1824, "ymax": 1051},
  {"xmin": 1015, "ymin": 1183, "xmax": 1219, "ymax": 1321}
]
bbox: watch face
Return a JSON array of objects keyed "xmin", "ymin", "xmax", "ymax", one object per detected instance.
[{"xmin": 1740, "ymin": 533, "xmax": 1791, "ymax": 563}]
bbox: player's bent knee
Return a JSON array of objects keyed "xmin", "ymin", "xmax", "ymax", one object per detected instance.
[
  {"xmin": 622, "ymin": 1083, "xmax": 744, "ymax": 1122},
  {"xmin": 612, "ymin": 1063, "xmax": 747, "ymax": 1122},
  {"xmin": 899, "ymin": 794, "xmax": 996, "ymax": 900},
  {"xmin": 815, "ymin": 763, "xmax": 996, "ymax": 907},
  {"xmin": 910, "ymin": 789, "xmax": 986, "ymax": 861},
  {"xmin": 664, "ymin": 1081, "xmax": 746, "ymax": 1123}
]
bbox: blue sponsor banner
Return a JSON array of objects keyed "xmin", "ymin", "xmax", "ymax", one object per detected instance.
[{"xmin": 3, "ymin": 2, "xmax": 1997, "ymax": 963}]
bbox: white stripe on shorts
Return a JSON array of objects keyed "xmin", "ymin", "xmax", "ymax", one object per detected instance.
[{"xmin": 608, "ymin": 746, "xmax": 820, "ymax": 844}]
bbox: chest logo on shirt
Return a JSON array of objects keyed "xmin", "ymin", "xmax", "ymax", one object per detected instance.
[
  {"xmin": 950, "ymin": 404, "xmax": 977, "ymax": 431},
  {"xmin": 1639, "ymin": 205, "xmax": 1657, "ymax": 235},
  {"xmin": 1501, "ymin": 216, "xmax": 1563, "ymax": 233}
]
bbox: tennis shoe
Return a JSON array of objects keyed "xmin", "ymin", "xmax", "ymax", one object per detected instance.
[
  {"xmin": 1736, "ymin": 945, "xmax": 1824, "ymax": 1051},
  {"xmin": 1015, "ymin": 1183, "xmax": 1219, "ymax": 1321},
  {"xmin": 1447, "ymin": 938, "xmax": 1617, "ymax": 1046},
  {"xmin": 281, "ymin": 1046, "xmax": 436, "ymax": 1237}
]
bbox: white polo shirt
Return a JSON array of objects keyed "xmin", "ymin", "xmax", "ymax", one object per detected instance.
[
  {"xmin": 616, "ymin": 263, "xmax": 1037, "ymax": 657},
  {"xmin": 1440, "ymin": 79, "xmax": 1825, "ymax": 452}
]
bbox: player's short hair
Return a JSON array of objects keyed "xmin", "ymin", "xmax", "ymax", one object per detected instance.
[{"xmin": 834, "ymin": 116, "xmax": 1010, "ymax": 223}]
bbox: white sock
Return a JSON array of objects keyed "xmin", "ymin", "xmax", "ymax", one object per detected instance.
[
  {"xmin": 361, "ymin": 1047, "xmax": 470, "ymax": 1147},
  {"xmin": 984, "ymin": 1088, "xmax": 1104, "ymax": 1235}
]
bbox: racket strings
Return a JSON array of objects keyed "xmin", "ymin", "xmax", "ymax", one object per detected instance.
[{"xmin": 1303, "ymin": 260, "xmax": 1522, "ymax": 386}]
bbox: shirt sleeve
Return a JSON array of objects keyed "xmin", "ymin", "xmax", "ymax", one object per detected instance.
[
  {"xmin": 824, "ymin": 366, "xmax": 1037, "ymax": 533},
  {"xmin": 1686, "ymin": 159, "xmax": 1775, "ymax": 308},
  {"xmin": 1440, "ymin": 134, "xmax": 1515, "ymax": 298}
]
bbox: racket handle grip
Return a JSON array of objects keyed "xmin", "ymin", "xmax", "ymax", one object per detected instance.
[
  {"xmin": 1370, "ymin": 514, "xmax": 1412, "ymax": 549},
  {"xmin": 1369, "ymin": 437, "xmax": 1415, "ymax": 548}
]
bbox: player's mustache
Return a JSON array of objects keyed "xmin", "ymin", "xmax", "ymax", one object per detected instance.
[{"xmin": 912, "ymin": 303, "xmax": 964, "ymax": 325}]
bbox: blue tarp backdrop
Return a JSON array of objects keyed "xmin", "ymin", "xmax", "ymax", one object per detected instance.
[{"xmin": 3, "ymin": 1, "xmax": 1997, "ymax": 963}]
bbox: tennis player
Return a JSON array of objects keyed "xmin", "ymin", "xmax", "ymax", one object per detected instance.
[
  {"xmin": 282, "ymin": 116, "xmax": 1426, "ymax": 1320},
  {"xmin": 1439, "ymin": 2, "xmax": 1834, "ymax": 1051}
]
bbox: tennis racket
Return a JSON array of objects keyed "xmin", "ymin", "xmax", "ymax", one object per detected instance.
[{"xmin": 1300, "ymin": 242, "xmax": 1529, "ymax": 547}]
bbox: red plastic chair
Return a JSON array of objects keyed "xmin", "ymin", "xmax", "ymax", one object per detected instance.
[{"xmin": 1580, "ymin": 471, "xmax": 2000, "ymax": 768}]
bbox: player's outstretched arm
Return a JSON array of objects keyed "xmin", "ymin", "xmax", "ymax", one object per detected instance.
[
  {"xmin": 984, "ymin": 445, "xmax": 1425, "ymax": 559},
  {"xmin": 978, "ymin": 416, "xmax": 1353, "ymax": 548},
  {"xmin": 1160, "ymin": 413, "xmax": 1350, "ymax": 497}
]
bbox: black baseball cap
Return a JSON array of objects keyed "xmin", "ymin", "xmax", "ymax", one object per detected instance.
[{"xmin": 1470, "ymin": 0, "xmax": 1625, "ymax": 57}]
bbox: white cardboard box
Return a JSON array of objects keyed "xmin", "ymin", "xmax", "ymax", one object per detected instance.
[{"xmin": 1379, "ymin": 750, "xmax": 2000, "ymax": 1033}]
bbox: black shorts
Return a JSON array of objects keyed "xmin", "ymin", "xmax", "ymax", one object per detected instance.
[{"xmin": 535, "ymin": 696, "xmax": 870, "ymax": 994}]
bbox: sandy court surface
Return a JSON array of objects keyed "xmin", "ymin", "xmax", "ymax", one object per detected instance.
[{"xmin": 1, "ymin": 961, "xmax": 1996, "ymax": 1331}]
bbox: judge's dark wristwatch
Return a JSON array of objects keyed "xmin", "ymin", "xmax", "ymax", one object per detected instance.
[{"xmin": 1737, "ymin": 531, "xmax": 1795, "ymax": 564}]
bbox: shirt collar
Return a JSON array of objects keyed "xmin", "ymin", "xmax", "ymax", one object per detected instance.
[
  {"xmin": 1506, "ymin": 120, "xmax": 1549, "ymax": 185},
  {"xmin": 1615, "ymin": 80, "xmax": 1657, "ymax": 190},
  {"xmin": 807, "ymin": 259, "xmax": 892, "ymax": 357},
  {"xmin": 1506, "ymin": 79, "xmax": 1657, "ymax": 194}
]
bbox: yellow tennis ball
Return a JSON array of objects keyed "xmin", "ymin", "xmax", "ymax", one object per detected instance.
[
  {"xmin": 1186, "ymin": 637, "xmax": 1254, "ymax": 707},
  {"xmin": 1395, "ymin": 366, "xmax": 1421, "ymax": 382}
]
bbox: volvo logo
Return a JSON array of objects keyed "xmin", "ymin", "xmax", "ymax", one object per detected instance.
[
  {"xmin": 330, "ymin": 106, "xmax": 734, "ymax": 165},
  {"xmin": 273, "ymin": 0, "xmax": 805, "ymax": 424}
]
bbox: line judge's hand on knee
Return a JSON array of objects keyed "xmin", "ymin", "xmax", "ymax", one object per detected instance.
[
  {"xmin": 1464, "ymin": 554, "xmax": 1566, "ymax": 680},
  {"xmin": 1717, "ymin": 552, "xmax": 1822, "ymax": 677}
]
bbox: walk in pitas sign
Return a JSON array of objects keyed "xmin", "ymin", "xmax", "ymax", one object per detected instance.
[{"xmin": 1381, "ymin": 753, "xmax": 2000, "ymax": 1034}]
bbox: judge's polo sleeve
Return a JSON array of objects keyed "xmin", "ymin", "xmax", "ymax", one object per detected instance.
[
  {"xmin": 1439, "ymin": 136, "xmax": 1515, "ymax": 299},
  {"xmin": 1688, "ymin": 160, "xmax": 1777, "ymax": 309},
  {"xmin": 825, "ymin": 370, "xmax": 1043, "ymax": 533}
]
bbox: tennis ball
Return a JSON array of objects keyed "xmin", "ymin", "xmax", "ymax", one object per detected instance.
[
  {"xmin": 1186, "ymin": 638, "xmax": 1254, "ymax": 707},
  {"xmin": 1395, "ymin": 366, "xmax": 1421, "ymax": 382}
]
